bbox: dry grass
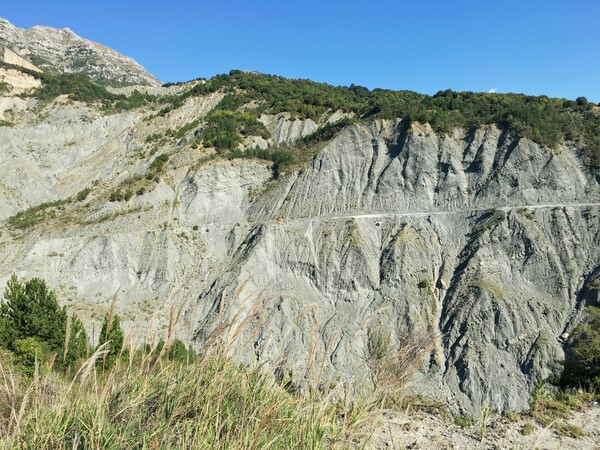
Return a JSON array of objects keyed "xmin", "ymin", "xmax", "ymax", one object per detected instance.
[
  {"xmin": 0, "ymin": 281, "xmax": 442, "ymax": 449},
  {"xmin": 0, "ymin": 343, "xmax": 361, "ymax": 449},
  {"xmin": 364, "ymin": 323, "xmax": 438, "ymax": 410},
  {"xmin": 529, "ymin": 382, "xmax": 595, "ymax": 439}
]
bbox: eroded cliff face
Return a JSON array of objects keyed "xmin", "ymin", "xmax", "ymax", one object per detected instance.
[
  {"xmin": 0, "ymin": 83, "xmax": 599, "ymax": 416},
  {"xmin": 190, "ymin": 121, "xmax": 600, "ymax": 415}
]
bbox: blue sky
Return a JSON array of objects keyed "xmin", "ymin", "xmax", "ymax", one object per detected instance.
[{"xmin": 2, "ymin": 1, "xmax": 599, "ymax": 102}]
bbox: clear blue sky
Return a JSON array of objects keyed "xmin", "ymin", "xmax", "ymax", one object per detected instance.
[{"xmin": 2, "ymin": 0, "xmax": 599, "ymax": 102}]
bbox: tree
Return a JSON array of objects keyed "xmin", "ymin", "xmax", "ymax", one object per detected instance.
[
  {"xmin": 97, "ymin": 312, "xmax": 125, "ymax": 369},
  {"xmin": 560, "ymin": 306, "xmax": 600, "ymax": 390},
  {"xmin": 0, "ymin": 275, "xmax": 66, "ymax": 353},
  {"xmin": 65, "ymin": 314, "xmax": 89, "ymax": 367},
  {"xmin": 0, "ymin": 275, "xmax": 88, "ymax": 373}
]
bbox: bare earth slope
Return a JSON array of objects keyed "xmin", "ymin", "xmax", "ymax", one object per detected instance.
[{"xmin": 0, "ymin": 89, "xmax": 598, "ymax": 419}]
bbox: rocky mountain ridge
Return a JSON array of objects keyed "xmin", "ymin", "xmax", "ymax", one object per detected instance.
[
  {"xmin": 0, "ymin": 17, "xmax": 160, "ymax": 87},
  {"xmin": 0, "ymin": 29, "xmax": 599, "ymax": 419}
]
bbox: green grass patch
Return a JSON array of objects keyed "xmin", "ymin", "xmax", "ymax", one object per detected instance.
[{"xmin": 7, "ymin": 199, "xmax": 70, "ymax": 230}]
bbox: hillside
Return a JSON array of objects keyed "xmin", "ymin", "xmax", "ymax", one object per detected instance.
[{"xmin": 0, "ymin": 26, "xmax": 599, "ymax": 432}]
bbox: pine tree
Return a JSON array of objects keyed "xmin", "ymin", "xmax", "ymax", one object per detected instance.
[
  {"xmin": 0, "ymin": 275, "xmax": 66, "ymax": 353},
  {"xmin": 64, "ymin": 314, "xmax": 88, "ymax": 368},
  {"xmin": 98, "ymin": 312, "xmax": 125, "ymax": 369},
  {"xmin": 0, "ymin": 275, "xmax": 88, "ymax": 373}
]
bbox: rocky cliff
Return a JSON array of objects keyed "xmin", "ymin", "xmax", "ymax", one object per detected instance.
[
  {"xmin": 0, "ymin": 17, "xmax": 160, "ymax": 87},
  {"xmin": 0, "ymin": 31, "xmax": 599, "ymax": 418}
]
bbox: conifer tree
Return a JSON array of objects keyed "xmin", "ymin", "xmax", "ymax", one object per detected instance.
[{"xmin": 98, "ymin": 312, "xmax": 125, "ymax": 369}]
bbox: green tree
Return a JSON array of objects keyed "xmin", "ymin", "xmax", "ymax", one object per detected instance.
[
  {"xmin": 0, "ymin": 275, "xmax": 89, "ymax": 373},
  {"xmin": 65, "ymin": 314, "xmax": 89, "ymax": 367},
  {"xmin": 97, "ymin": 312, "xmax": 125, "ymax": 369},
  {"xmin": 12, "ymin": 337, "xmax": 49, "ymax": 377},
  {"xmin": 560, "ymin": 306, "xmax": 600, "ymax": 390},
  {"xmin": 0, "ymin": 275, "xmax": 67, "ymax": 353}
]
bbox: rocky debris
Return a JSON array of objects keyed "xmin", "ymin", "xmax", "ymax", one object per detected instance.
[{"xmin": 0, "ymin": 17, "xmax": 160, "ymax": 87}]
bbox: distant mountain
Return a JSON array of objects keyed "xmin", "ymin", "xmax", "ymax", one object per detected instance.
[{"xmin": 0, "ymin": 17, "xmax": 160, "ymax": 87}]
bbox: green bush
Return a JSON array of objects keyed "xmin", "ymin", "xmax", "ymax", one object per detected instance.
[
  {"xmin": 301, "ymin": 117, "xmax": 354, "ymax": 145},
  {"xmin": 560, "ymin": 306, "xmax": 600, "ymax": 390},
  {"xmin": 0, "ymin": 80, "xmax": 11, "ymax": 94},
  {"xmin": 229, "ymin": 147, "xmax": 294, "ymax": 178},
  {"xmin": 418, "ymin": 279, "xmax": 430, "ymax": 289},
  {"xmin": 76, "ymin": 187, "xmax": 92, "ymax": 201}
]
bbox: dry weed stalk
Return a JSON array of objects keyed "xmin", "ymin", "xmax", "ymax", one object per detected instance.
[{"xmin": 365, "ymin": 322, "xmax": 438, "ymax": 408}]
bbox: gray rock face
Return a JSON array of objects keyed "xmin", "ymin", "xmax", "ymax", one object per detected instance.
[
  {"xmin": 197, "ymin": 121, "xmax": 600, "ymax": 415},
  {"xmin": 0, "ymin": 17, "xmax": 160, "ymax": 87},
  {"xmin": 0, "ymin": 83, "xmax": 599, "ymax": 416},
  {"xmin": 9, "ymin": 15, "xmax": 600, "ymax": 417}
]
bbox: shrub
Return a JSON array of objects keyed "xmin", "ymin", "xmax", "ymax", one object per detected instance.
[
  {"xmin": 149, "ymin": 153, "xmax": 170, "ymax": 174},
  {"xmin": 202, "ymin": 110, "xmax": 270, "ymax": 150},
  {"xmin": 300, "ymin": 117, "xmax": 354, "ymax": 145},
  {"xmin": 453, "ymin": 414, "xmax": 473, "ymax": 427},
  {"xmin": 418, "ymin": 279, "xmax": 430, "ymax": 289},
  {"xmin": 560, "ymin": 306, "xmax": 600, "ymax": 390},
  {"xmin": 76, "ymin": 187, "xmax": 91, "ymax": 201}
]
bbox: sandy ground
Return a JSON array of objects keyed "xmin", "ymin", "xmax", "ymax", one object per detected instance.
[{"xmin": 364, "ymin": 406, "xmax": 600, "ymax": 449}]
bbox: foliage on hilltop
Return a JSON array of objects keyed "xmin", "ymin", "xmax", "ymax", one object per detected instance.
[{"xmin": 179, "ymin": 70, "xmax": 600, "ymax": 169}]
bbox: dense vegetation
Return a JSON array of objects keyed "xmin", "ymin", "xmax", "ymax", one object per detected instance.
[
  {"xmin": 202, "ymin": 109, "xmax": 270, "ymax": 150},
  {"xmin": 177, "ymin": 70, "xmax": 600, "ymax": 169},
  {"xmin": 0, "ymin": 61, "xmax": 158, "ymax": 109},
  {"xmin": 4, "ymin": 61, "xmax": 600, "ymax": 168}
]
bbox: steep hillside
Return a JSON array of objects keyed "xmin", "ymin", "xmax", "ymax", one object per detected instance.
[
  {"xmin": 0, "ymin": 17, "xmax": 160, "ymax": 87},
  {"xmin": 1, "ymin": 55, "xmax": 599, "ymax": 418}
]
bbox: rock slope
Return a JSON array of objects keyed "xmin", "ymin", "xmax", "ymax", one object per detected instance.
[
  {"xmin": 0, "ymin": 37, "xmax": 599, "ymax": 417},
  {"xmin": 0, "ymin": 17, "xmax": 160, "ymax": 87}
]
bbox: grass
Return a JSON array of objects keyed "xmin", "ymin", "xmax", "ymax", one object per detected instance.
[
  {"xmin": 0, "ymin": 334, "xmax": 370, "ymax": 449},
  {"xmin": 7, "ymin": 199, "xmax": 70, "ymax": 230},
  {"xmin": 528, "ymin": 380, "xmax": 596, "ymax": 439},
  {"xmin": 0, "ymin": 281, "xmax": 427, "ymax": 449},
  {"xmin": 0, "ymin": 277, "xmax": 446, "ymax": 449},
  {"xmin": 364, "ymin": 323, "xmax": 437, "ymax": 410}
]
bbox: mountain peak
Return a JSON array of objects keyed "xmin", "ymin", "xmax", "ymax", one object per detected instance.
[{"xmin": 0, "ymin": 17, "xmax": 160, "ymax": 87}]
